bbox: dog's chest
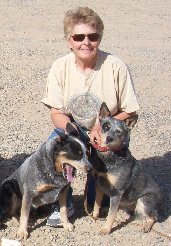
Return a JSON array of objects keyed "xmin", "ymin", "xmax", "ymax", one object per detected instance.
[
  {"xmin": 96, "ymin": 150, "xmax": 131, "ymax": 170},
  {"xmin": 94, "ymin": 150, "xmax": 135, "ymax": 191}
]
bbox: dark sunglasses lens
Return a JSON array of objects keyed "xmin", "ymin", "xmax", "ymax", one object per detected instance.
[
  {"xmin": 88, "ymin": 33, "xmax": 100, "ymax": 42},
  {"xmin": 72, "ymin": 34, "xmax": 85, "ymax": 42},
  {"xmin": 72, "ymin": 33, "xmax": 100, "ymax": 42}
]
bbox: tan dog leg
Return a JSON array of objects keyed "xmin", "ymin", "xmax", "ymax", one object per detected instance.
[
  {"xmin": 100, "ymin": 195, "xmax": 121, "ymax": 235},
  {"xmin": 92, "ymin": 186, "xmax": 104, "ymax": 219},
  {"xmin": 135, "ymin": 198, "xmax": 156, "ymax": 232},
  {"xmin": 17, "ymin": 193, "xmax": 31, "ymax": 240},
  {"xmin": 58, "ymin": 187, "xmax": 74, "ymax": 231}
]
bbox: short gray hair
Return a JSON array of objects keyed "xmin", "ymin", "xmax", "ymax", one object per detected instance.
[{"xmin": 63, "ymin": 7, "xmax": 104, "ymax": 39}]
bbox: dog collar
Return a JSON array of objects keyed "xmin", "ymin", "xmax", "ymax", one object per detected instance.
[
  {"xmin": 92, "ymin": 143, "xmax": 123, "ymax": 153},
  {"xmin": 92, "ymin": 143, "xmax": 109, "ymax": 152}
]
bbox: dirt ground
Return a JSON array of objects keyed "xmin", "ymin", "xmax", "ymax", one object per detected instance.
[{"xmin": 0, "ymin": 0, "xmax": 171, "ymax": 245}]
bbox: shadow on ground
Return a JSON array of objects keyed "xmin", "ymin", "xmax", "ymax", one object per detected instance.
[
  {"xmin": 138, "ymin": 151, "xmax": 171, "ymax": 221},
  {"xmin": 0, "ymin": 153, "xmax": 30, "ymax": 183}
]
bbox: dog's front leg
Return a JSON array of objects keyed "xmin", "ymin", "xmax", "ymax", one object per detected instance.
[
  {"xmin": 100, "ymin": 194, "xmax": 122, "ymax": 235},
  {"xmin": 58, "ymin": 187, "xmax": 74, "ymax": 231},
  {"xmin": 92, "ymin": 186, "xmax": 104, "ymax": 219},
  {"xmin": 17, "ymin": 192, "xmax": 32, "ymax": 240}
]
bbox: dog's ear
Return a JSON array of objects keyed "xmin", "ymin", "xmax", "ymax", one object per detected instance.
[
  {"xmin": 125, "ymin": 114, "xmax": 138, "ymax": 130},
  {"xmin": 53, "ymin": 129, "xmax": 68, "ymax": 143},
  {"xmin": 99, "ymin": 102, "xmax": 111, "ymax": 120},
  {"xmin": 66, "ymin": 122, "xmax": 79, "ymax": 136}
]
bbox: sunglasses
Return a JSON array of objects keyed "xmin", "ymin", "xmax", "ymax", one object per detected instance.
[{"xmin": 71, "ymin": 33, "xmax": 100, "ymax": 42}]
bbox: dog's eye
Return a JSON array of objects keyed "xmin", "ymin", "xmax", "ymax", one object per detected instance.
[
  {"xmin": 78, "ymin": 150, "xmax": 82, "ymax": 156},
  {"xmin": 115, "ymin": 129, "xmax": 122, "ymax": 134},
  {"xmin": 103, "ymin": 122, "xmax": 110, "ymax": 132}
]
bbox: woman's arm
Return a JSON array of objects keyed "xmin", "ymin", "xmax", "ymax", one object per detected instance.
[
  {"xmin": 113, "ymin": 111, "xmax": 136, "ymax": 120},
  {"xmin": 50, "ymin": 108, "xmax": 77, "ymax": 132}
]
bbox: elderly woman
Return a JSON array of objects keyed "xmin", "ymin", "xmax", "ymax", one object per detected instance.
[{"xmin": 42, "ymin": 7, "xmax": 139, "ymax": 227}]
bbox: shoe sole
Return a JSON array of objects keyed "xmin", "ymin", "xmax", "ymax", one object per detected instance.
[{"xmin": 46, "ymin": 221, "xmax": 63, "ymax": 227}]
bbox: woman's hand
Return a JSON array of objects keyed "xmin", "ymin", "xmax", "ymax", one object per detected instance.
[
  {"xmin": 90, "ymin": 123, "xmax": 101, "ymax": 145},
  {"xmin": 114, "ymin": 111, "xmax": 136, "ymax": 120}
]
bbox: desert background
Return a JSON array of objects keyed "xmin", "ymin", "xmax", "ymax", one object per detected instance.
[{"xmin": 0, "ymin": 0, "xmax": 171, "ymax": 245}]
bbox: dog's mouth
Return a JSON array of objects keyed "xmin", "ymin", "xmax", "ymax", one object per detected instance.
[{"xmin": 63, "ymin": 163, "xmax": 76, "ymax": 183}]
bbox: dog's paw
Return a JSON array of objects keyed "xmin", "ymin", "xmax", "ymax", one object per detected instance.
[
  {"xmin": 92, "ymin": 211, "xmax": 99, "ymax": 220},
  {"xmin": 142, "ymin": 222, "xmax": 153, "ymax": 233},
  {"xmin": 92, "ymin": 215, "xmax": 99, "ymax": 221},
  {"xmin": 141, "ymin": 218, "xmax": 155, "ymax": 233},
  {"xmin": 99, "ymin": 226, "xmax": 111, "ymax": 235},
  {"xmin": 63, "ymin": 222, "xmax": 74, "ymax": 231},
  {"xmin": 16, "ymin": 228, "xmax": 28, "ymax": 240},
  {"xmin": 11, "ymin": 217, "xmax": 19, "ymax": 225}
]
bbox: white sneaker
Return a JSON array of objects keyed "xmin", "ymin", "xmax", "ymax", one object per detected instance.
[{"xmin": 46, "ymin": 204, "xmax": 74, "ymax": 227}]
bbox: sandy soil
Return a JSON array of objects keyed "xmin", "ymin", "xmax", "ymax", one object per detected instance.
[{"xmin": 0, "ymin": 0, "xmax": 171, "ymax": 245}]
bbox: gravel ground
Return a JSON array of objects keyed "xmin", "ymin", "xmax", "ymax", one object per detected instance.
[{"xmin": 0, "ymin": 0, "xmax": 171, "ymax": 245}]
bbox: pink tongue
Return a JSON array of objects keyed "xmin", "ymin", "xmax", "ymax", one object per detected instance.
[{"xmin": 66, "ymin": 165, "xmax": 74, "ymax": 182}]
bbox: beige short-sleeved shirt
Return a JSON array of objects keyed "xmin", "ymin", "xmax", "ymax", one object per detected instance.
[{"xmin": 42, "ymin": 50, "xmax": 139, "ymax": 129}]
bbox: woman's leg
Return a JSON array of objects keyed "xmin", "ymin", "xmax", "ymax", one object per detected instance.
[{"xmin": 48, "ymin": 128, "xmax": 64, "ymax": 140}]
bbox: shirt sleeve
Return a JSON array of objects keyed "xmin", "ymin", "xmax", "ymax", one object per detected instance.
[
  {"xmin": 116, "ymin": 64, "xmax": 140, "ymax": 113},
  {"xmin": 41, "ymin": 65, "xmax": 64, "ymax": 109}
]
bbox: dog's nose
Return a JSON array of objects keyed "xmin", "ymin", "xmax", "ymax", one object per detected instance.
[{"xmin": 106, "ymin": 136, "xmax": 113, "ymax": 143}]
